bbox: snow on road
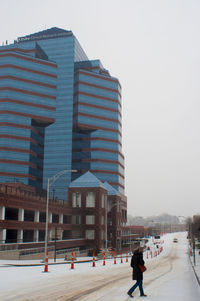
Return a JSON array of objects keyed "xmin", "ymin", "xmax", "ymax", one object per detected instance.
[{"xmin": 0, "ymin": 232, "xmax": 199, "ymax": 301}]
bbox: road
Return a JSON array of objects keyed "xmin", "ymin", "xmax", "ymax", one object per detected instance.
[{"xmin": 0, "ymin": 232, "xmax": 200, "ymax": 300}]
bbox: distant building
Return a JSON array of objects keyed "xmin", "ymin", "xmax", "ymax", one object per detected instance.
[
  {"xmin": 193, "ymin": 215, "xmax": 200, "ymax": 239},
  {"xmin": 122, "ymin": 225, "xmax": 148, "ymax": 248}
]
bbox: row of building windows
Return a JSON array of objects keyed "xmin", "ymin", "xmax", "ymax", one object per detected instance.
[
  {"xmin": 72, "ymin": 215, "xmax": 106, "ymax": 225},
  {"xmin": 85, "ymin": 229, "xmax": 106, "ymax": 240},
  {"xmin": 1, "ymin": 207, "xmax": 108, "ymax": 226},
  {"xmin": 1, "ymin": 207, "xmax": 70, "ymax": 224},
  {"xmin": 72, "ymin": 192, "xmax": 107, "ymax": 208},
  {"xmin": 2, "ymin": 229, "xmax": 72, "ymax": 243}
]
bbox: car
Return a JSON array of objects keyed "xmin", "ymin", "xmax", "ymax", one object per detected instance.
[
  {"xmin": 173, "ymin": 238, "xmax": 178, "ymax": 243},
  {"xmin": 154, "ymin": 235, "xmax": 161, "ymax": 244}
]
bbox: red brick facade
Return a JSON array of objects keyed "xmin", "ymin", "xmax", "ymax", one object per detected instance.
[{"xmin": 0, "ymin": 182, "xmax": 127, "ymax": 252}]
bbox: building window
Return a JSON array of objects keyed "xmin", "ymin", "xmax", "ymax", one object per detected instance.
[
  {"xmin": 101, "ymin": 230, "xmax": 105, "ymax": 240},
  {"xmin": 108, "ymin": 218, "xmax": 112, "ymax": 226},
  {"xmin": 5, "ymin": 208, "xmax": 18, "ymax": 220},
  {"xmin": 101, "ymin": 194, "xmax": 105, "ymax": 208},
  {"xmin": 85, "ymin": 230, "xmax": 95, "ymax": 239},
  {"xmin": 52, "ymin": 214, "xmax": 59, "ymax": 223},
  {"xmin": 101, "ymin": 215, "xmax": 105, "ymax": 225},
  {"xmin": 72, "ymin": 192, "xmax": 81, "ymax": 208},
  {"xmin": 86, "ymin": 192, "xmax": 95, "ymax": 207},
  {"xmin": 86, "ymin": 215, "xmax": 95, "ymax": 225},
  {"xmin": 63, "ymin": 230, "xmax": 71, "ymax": 240},
  {"xmin": 24, "ymin": 210, "xmax": 34, "ymax": 222},
  {"xmin": 102, "ymin": 194, "xmax": 107, "ymax": 208},
  {"xmin": 39, "ymin": 230, "xmax": 45, "ymax": 242},
  {"xmin": 63, "ymin": 215, "xmax": 70, "ymax": 224},
  {"xmin": 72, "ymin": 215, "xmax": 81, "ymax": 224},
  {"xmin": 72, "ymin": 229, "xmax": 81, "ymax": 238},
  {"xmin": 23, "ymin": 230, "xmax": 34, "ymax": 243},
  {"xmin": 39, "ymin": 212, "xmax": 46, "ymax": 222}
]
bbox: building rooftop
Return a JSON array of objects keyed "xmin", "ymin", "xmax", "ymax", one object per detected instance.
[
  {"xmin": 17, "ymin": 27, "xmax": 72, "ymax": 43},
  {"xmin": 69, "ymin": 171, "xmax": 107, "ymax": 189},
  {"xmin": 103, "ymin": 181, "xmax": 120, "ymax": 196}
]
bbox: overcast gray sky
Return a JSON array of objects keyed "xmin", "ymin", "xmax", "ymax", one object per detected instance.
[{"xmin": 1, "ymin": 0, "xmax": 200, "ymax": 218}]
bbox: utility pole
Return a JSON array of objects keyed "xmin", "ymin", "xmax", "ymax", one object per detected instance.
[{"xmin": 54, "ymin": 227, "xmax": 57, "ymax": 263}]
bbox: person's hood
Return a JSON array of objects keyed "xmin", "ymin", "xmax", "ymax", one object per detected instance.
[{"xmin": 133, "ymin": 249, "xmax": 141, "ymax": 255}]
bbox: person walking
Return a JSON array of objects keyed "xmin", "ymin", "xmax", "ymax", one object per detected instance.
[{"xmin": 127, "ymin": 247, "xmax": 147, "ymax": 298}]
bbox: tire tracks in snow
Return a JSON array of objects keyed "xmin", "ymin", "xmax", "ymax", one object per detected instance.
[{"xmin": 60, "ymin": 250, "xmax": 177, "ymax": 301}]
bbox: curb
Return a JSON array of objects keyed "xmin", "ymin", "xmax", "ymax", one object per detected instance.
[
  {"xmin": 188, "ymin": 250, "xmax": 200, "ymax": 286},
  {"xmin": 2, "ymin": 259, "xmax": 94, "ymax": 267},
  {"xmin": 1, "ymin": 255, "xmax": 132, "ymax": 267}
]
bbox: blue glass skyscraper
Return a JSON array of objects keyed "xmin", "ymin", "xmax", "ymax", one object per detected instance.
[
  {"xmin": 0, "ymin": 27, "xmax": 125, "ymax": 200},
  {"xmin": 73, "ymin": 60, "xmax": 124, "ymax": 194},
  {"xmin": 0, "ymin": 44, "xmax": 57, "ymax": 189}
]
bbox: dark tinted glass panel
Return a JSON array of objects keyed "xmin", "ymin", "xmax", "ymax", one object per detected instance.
[
  {"xmin": 5, "ymin": 208, "xmax": 18, "ymax": 220},
  {"xmin": 24, "ymin": 210, "xmax": 34, "ymax": 222}
]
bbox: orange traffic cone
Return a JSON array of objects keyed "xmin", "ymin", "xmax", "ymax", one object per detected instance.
[
  {"xmin": 92, "ymin": 250, "xmax": 96, "ymax": 267},
  {"xmin": 103, "ymin": 251, "xmax": 106, "ymax": 266},
  {"xmin": 121, "ymin": 252, "xmax": 123, "ymax": 263},
  {"xmin": 114, "ymin": 251, "xmax": 117, "ymax": 264},
  {"xmin": 126, "ymin": 252, "xmax": 128, "ymax": 262},
  {"xmin": 44, "ymin": 248, "xmax": 48, "ymax": 273},
  {"xmin": 71, "ymin": 250, "xmax": 74, "ymax": 269}
]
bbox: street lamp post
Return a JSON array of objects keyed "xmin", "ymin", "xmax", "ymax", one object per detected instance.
[
  {"xmin": 105, "ymin": 196, "xmax": 108, "ymax": 252},
  {"xmin": 44, "ymin": 169, "xmax": 77, "ymax": 270}
]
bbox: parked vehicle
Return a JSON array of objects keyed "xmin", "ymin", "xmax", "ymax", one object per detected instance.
[{"xmin": 154, "ymin": 235, "xmax": 161, "ymax": 244}]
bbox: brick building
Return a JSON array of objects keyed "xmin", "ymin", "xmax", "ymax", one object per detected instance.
[
  {"xmin": 0, "ymin": 172, "xmax": 126, "ymax": 252},
  {"xmin": 69, "ymin": 171, "xmax": 127, "ymax": 251}
]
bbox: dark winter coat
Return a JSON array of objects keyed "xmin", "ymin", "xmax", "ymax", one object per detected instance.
[{"xmin": 131, "ymin": 249, "xmax": 145, "ymax": 280}]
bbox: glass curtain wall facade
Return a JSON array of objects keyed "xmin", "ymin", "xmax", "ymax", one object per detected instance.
[
  {"xmin": 0, "ymin": 27, "xmax": 125, "ymax": 199},
  {"xmin": 0, "ymin": 45, "xmax": 57, "ymax": 189},
  {"xmin": 73, "ymin": 60, "xmax": 124, "ymax": 194},
  {"xmin": 14, "ymin": 28, "xmax": 88, "ymax": 199}
]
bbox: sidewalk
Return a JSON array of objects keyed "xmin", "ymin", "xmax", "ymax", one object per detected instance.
[
  {"xmin": 0, "ymin": 256, "xmax": 94, "ymax": 267},
  {"xmin": 190, "ymin": 250, "xmax": 200, "ymax": 285}
]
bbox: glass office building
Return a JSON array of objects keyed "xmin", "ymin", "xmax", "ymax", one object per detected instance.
[
  {"xmin": 0, "ymin": 27, "xmax": 125, "ymax": 199},
  {"xmin": 73, "ymin": 60, "xmax": 124, "ymax": 194},
  {"xmin": 0, "ymin": 44, "xmax": 57, "ymax": 189}
]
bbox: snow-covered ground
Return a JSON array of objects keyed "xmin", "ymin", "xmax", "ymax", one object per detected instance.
[{"xmin": 0, "ymin": 232, "xmax": 199, "ymax": 300}]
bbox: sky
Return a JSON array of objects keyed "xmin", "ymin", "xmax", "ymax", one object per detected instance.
[{"xmin": 1, "ymin": 0, "xmax": 200, "ymax": 218}]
